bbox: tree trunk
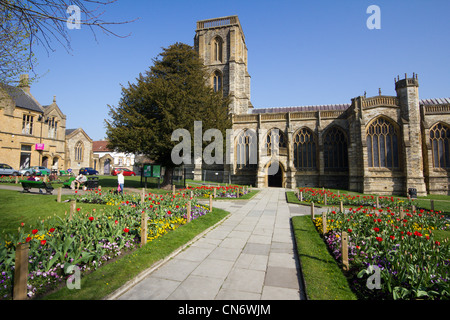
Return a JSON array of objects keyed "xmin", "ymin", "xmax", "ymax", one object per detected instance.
[{"xmin": 160, "ymin": 166, "xmax": 174, "ymax": 190}]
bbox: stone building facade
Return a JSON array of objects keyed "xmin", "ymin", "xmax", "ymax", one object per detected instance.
[
  {"xmin": 195, "ymin": 16, "xmax": 450, "ymax": 196},
  {"xmin": 0, "ymin": 75, "xmax": 67, "ymax": 172},
  {"xmin": 0, "ymin": 75, "xmax": 94, "ymax": 175},
  {"xmin": 65, "ymin": 128, "xmax": 94, "ymax": 174}
]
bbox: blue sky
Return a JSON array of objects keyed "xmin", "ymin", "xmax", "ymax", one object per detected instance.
[{"xmin": 29, "ymin": 0, "xmax": 450, "ymax": 141}]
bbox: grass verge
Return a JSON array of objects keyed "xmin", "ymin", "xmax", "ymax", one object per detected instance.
[
  {"xmin": 291, "ymin": 215, "xmax": 357, "ymax": 300},
  {"xmin": 39, "ymin": 208, "xmax": 229, "ymax": 300}
]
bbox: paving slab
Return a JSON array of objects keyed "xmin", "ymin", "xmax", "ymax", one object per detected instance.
[{"xmin": 111, "ymin": 188, "xmax": 307, "ymax": 301}]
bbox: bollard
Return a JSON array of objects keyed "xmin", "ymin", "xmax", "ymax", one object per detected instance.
[
  {"xmin": 214, "ymin": 188, "xmax": 216, "ymax": 198},
  {"xmin": 322, "ymin": 212, "xmax": 327, "ymax": 234},
  {"xmin": 376, "ymin": 197, "xmax": 379, "ymax": 208},
  {"xmin": 141, "ymin": 188, "xmax": 145, "ymax": 204},
  {"xmin": 400, "ymin": 206, "xmax": 404, "ymax": 219},
  {"xmin": 13, "ymin": 243, "xmax": 30, "ymax": 300},
  {"xmin": 340, "ymin": 200, "xmax": 344, "ymax": 213},
  {"xmin": 324, "ymin": 193, "xmax": 327, "ymax": 206},
  {"xmin": 430, "ymin": 199, "xmax": 435, "ymax": 211},
  {"xmin": 310, "ymin": 202, "xmax": 315, "ymax": 221},
  {"xmin": 57, "ymin": 187, "xmax": 62, "ymax": 203},
  {"xmin": 341, "ymin": 231, "xmax": 349, "ymax": 271},
  {"xmin": 172, "ymin": 185, "xmax": 175, "ymax": 195},
  {"xmin": 300, "ymin": 191, "xmax": 303, "ymax": 202}
]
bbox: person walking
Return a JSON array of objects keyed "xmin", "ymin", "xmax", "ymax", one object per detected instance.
[{"xmin": 117, "ymin": 170, "xmax": 124, "ymax": 195}]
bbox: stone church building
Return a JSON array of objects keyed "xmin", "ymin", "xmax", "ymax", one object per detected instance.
[{"xmin": 194, "ymin": 16, "xmax": 450, "ymax": 196}]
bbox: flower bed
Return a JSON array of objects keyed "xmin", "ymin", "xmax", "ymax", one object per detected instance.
[
  {"xmin": 0, "ymin": 191, "xmax": 212, "ymax": 300},
  {"xmin": 298, "ymin": 187, "xmax": 411, "ymax": 208},
  {"xmin": 182, "ymin": 185, "xmax": 248, "ymax": 198},
  {"xmin": 313, "ymin": 205, "xmax": 450, "ymax": 299}
]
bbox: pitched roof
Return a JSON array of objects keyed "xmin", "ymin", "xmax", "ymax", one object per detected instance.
[
  {"xmin": 93, "ymin": 140, "xmax": 112, "ymax": 152},
  {"xmin": 0, "ymin": 84, "xmax": 43, "ymax": 113},
  {"xmin": 250, "ymin": 98, "xmax": 450, "ymax": 114},
  {"xmin": 420, "ymin": 98, "xmax": 450, "ymax": 105},
  {"xmin": 251, "ymin": 104, "xmax": 351, "ymax": 114}
]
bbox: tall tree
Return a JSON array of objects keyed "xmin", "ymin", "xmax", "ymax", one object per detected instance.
[
  {"xmin": 105, "ymin": 42, "xmax": 231, "ymax": 188},
  {"xmin": 0, "ymin": 0, "xmax": 136, "ymax": 84}
]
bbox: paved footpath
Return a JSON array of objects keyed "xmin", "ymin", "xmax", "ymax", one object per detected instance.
[{"xmin": 110, "ymin": 187, "xmax": 327, "ymax": 300}]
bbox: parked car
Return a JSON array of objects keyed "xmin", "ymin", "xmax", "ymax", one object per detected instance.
[
  {"xmin": 0, "ymin": 164, "xmax": 19, "ymax": 176},
  {"xmin": 111, "ymin": 168, "xmax": 136, "ymax": 176},
  {"xmin": 79, "ymin": 167, "xmax": 99, "ymax": 175},
  {"xmin": 19, "ymin": 166, "xmax": 50, "ymax": 176}
]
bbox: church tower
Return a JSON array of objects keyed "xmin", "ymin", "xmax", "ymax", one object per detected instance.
[{"xmin": 194, "ymin": 16, "xmax": 252, "ymax": 115}]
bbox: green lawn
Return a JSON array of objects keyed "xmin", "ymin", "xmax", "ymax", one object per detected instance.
[
  {"xmin": 291, "ymin": 215, "xmax": 357, "ymax": 300},
  {"xmin": 0, "ymin": 186, "xmax": 230, "ymax": 300},
  {"xmin": 41, "ymin": 208, "xmax": 229, "ymax": 300}
]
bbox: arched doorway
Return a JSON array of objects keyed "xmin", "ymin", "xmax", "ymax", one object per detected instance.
[
  {"xmin": 104, "ymin": 159, "xmax": 111, "ymax": 175},
  {"xmin": 266, "ymin": 161, "xmax": 284, "ymax": 188}
]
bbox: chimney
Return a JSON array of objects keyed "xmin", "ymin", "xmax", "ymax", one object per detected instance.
[{"xmin": 18, "ymin": 74, "xmax": 30, "ymax": 94}]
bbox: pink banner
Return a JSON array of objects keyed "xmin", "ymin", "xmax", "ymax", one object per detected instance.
[{"xmin": 35, "ymin": 144, "xmax": 45, "ymax": 151}]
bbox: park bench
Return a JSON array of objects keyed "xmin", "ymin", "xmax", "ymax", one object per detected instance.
[
  {"xmin": 20, "ymin": 180, "xmax": 54, "ymax": 195},
  {"xmin": 59, "ymin": 170, "xmax": 71, "ymax": 176},
  {"xmin": 62, "ymin": 177, "xmax": 76, "ymax": 188}
]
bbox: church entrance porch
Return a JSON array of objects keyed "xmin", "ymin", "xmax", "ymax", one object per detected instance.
[{"xmin": 265, "ymin": 161, "xmax": 285, "ymax": 188}]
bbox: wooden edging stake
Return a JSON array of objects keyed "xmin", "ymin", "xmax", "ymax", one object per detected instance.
[
  {"xmin": 322, "ymin": 212, "xmax": 327, "ymax": 234},
  {"xmin": 187, "ymin": 201, "xmax": 191, "ymax": 223},
  {"xmin": 340, "ymin": 200, "xmax": 344, "ymax": 213},
  {"xmin": 13, "ymin": 243, "xmax": 29, "ymax": 300},
  {"xmin": 140, "ymin": 211, "xmax": 148, "ymax": 248},
  {"xmin": 341, "ymin": 231, "xmax": 349, "ymax": 271},
  {"xmin": 209, "ymin": 194, "xmax": 213, "ymax": 212},
  {"xmin": 310, "ymin": 202, "xmax": 315, "ymax": 221},
  {"xmin": 57, "ymin": 187, "xmax": 62, "ymax": 203},
  {"xmin": 69, "ymin": 200, "xmax": 76, "ymax": 221},
  {"xmin": 141, "ymin": 188, "xmax": 145, "ymax": 204}
]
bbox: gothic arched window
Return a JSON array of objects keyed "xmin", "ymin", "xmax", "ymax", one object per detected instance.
[
  {"xmin": 430, "ymin": 123, "xmax": 450, "ymax": 168},
  {"xmin": 75, "ymin": 141, "xmax": 84, "ymax": 162},
  {"xmin": 265, "ymin": 128, "xmax": 287, "ymax": 156},
  {"xmin": 294, "ymin": 128, "xmax": 317, "ymax": 169},
  {"xmin": 213, "ymin": 70, "xmax": 222, "ymax": 93},
  {"xmin": 323, "ymin": 126, "xmax": 348, "ymax": 170},
  {"xmin": 236, "ymin": 129, "xmax": 257, "ymax": 169},
  {"xmin": 366, "ymin": 117, "xmax": 399, "ymax": 168},
  {"xmin": 213, "ymin": 36, "xmax": 223, "ymax": 62}
]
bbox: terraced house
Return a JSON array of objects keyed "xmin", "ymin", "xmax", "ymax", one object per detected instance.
[{"xmin": 194, "ymin": 16, "xmax": 450, "ymax": 196}]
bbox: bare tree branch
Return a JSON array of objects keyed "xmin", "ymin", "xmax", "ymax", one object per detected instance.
[{"xmin": 0, "ymin": 0, "xmax": 138, "ymax": 84}]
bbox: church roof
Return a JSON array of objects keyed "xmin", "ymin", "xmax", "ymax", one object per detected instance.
[
  {"xmin": 251, "ymin": 104, "xmax": 350, "ymax": 114},
  {"xmin": 420, "ymin": 98, "xmax": 450, "ymax": 105},
  {"xmin": 250, "ymin": 98, "xmax": 450, "ymax": 114}
]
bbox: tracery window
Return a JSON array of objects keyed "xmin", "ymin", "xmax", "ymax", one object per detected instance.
[
  {"xmin": 430, "ymin": 123, "xmax": 450, "ymax": 168},
  {"xmin": 323, "ymin": 127, "xmax": 348, "ymax": 170},
  {"xmin": 75, "ymin": 141, "xmax": 84, "ymax": 162},
  {"xmin": 48, "ymin": 117, "xmax": 58, "ymax": 139},
  {"xmin": 236, "ymin": 129, "xmax": 257, "ymax": 169},
  {"xmin": 265, "ymin": 128, "xmax": 287, "ymax": 156},
  {"xmin": 366, "ymin": 117, "xmax": 399, "ymax": 168},
  {"xmin": 293, "ymin": 128, "xmax": 317, "ymax": 169}
]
